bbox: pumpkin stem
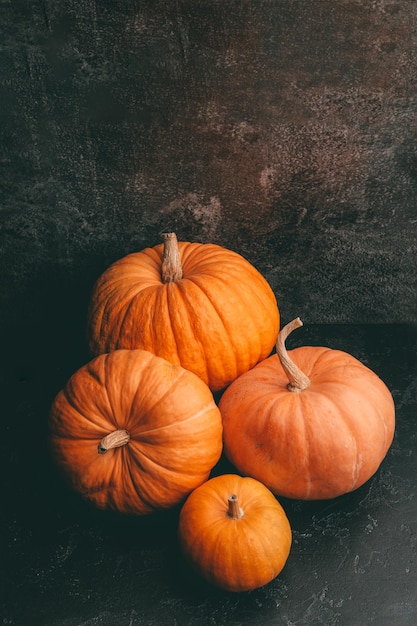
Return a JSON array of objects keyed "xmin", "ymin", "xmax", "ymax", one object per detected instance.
[
  {"xmin": 98, "ymin": 429, "xmax": 130, "ymax": 454},
  {"xmin": 276, "ymin": 317, "xmax": 311, "ymax": 392},
  {"xmin": 161, "ymin": 232, "xmax": 183, "ymax": 283},
  {"xmin": 227, "ymin": 494, "xmax": 244, "ymax": 520}
]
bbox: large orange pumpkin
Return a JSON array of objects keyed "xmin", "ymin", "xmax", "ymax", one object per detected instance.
[
  {"xmin": 49, "ymin": 349, "xmax": 223, "ymax": 514},
  {"xmin": 219, "ymin": 318, "xmax": 395, "ymax": 500},
  {"xmin": 178, "ymin": 474, "xmax": 292, "ymax": 592},
  {"xmin": 86, "ymin": 233, "xmax": 279, "ymax": 391}
]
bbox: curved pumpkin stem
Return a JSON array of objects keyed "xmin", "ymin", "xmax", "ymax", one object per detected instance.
[
  {"xmin": 227, "ymin": 494, "xmax": 244, "ymax": 520},
  {"xmin": 98, "ymin": 429, "xmax": 130, "ymax": 454},
  {"xmin": 276, "ymin": 317, "xmax": 311, "ymax": 392},
  {"xmin": 161, "ymin": 232, "xmax": 183, "ymax": 283}
]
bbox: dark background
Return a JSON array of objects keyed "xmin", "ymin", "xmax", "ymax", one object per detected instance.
[
  {"xmin": 2, "ymin": 0, "xmax": 417, "ymax": 326},
  {"xmin": 2, "ymin": 1, "xmax": 417, "ymax": 625}
]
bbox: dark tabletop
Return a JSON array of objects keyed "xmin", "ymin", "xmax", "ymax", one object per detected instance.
[{"xmin": 2, "ymin": 322, "xmax": 417, "ymax": 626}]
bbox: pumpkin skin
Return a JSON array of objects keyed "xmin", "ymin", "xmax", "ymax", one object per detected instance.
[
  {"xmin": 178, "ymin": 474, "xmax": 292, "ymax": 592},
  {"xmin": 49, "ymin": 349, "xmax": 223, "ymax": 515},
  {"xmin": 219, "ymin": 318, "xmax": 396, "ymax": 500},
  {"xmin": 86, "ymin": 233, "xmax": 279, "ymax": 391}
]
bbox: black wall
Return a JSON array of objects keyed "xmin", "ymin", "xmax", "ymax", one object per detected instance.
[{"xmin": 2, "ymin": 0, "xmax": 417, "ymax": 331}]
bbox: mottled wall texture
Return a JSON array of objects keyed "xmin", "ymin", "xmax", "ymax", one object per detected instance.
[{"xmin": 2, "ymin": 0, "xmax": 417, "ymax": 334}]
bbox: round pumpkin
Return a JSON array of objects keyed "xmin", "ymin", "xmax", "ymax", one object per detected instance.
[
  {"xmin": 86, "ymin": 233, "xmax": 279, "ymax": 391},
  {"xmin": 178, "ymin": 474, "xmax": 292, "ymax": 592},
  {"xmin": 219, "ymin": 318, "xmax": 396, "ymax": 500},
  {"xmin": 49, "ymin": 349, "xmax": 223, "ymax": 514}
]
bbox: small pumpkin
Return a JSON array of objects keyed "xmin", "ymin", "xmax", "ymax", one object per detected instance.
[
  {"xmin": 219, "ymin": 318, "xmax": 396, "ymax": 500},
  {"xmin": 86, "ymin": 233, "xmax": 279, "ymax": 391},
  {"xmin": 178, "ymin": 474, "xmax": 292, "ymax": 592},
  {"xmin": 49, "ymin": 349, "xmax": 223, "ymax": 514}
]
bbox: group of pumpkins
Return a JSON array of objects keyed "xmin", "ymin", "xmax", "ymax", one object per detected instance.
[{"xmin": 49, "ymin": 233, "xmax": 396, "ymax": 593}]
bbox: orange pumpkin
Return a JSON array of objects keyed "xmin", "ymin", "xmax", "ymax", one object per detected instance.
[
  {"xmin": 219, "ymin": 318, "xmax": 396, "ymax": 500},
  {"xmin": 86, "ymin": 233, "xmax": 279, "ymax": 391},
  {"xmin": 178, "ymin": 474, "xmax": 292, "ymax": 592},
  {"xmin": 49, "ymin": 349, "xmax": 223, "ymax": 514}
]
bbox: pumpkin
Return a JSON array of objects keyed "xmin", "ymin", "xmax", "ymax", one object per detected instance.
[
  {"xmin": 49, "ymin": 349, "xmax": 223, "ymax": 514},
  {"xmin": 178, "ymin": 474, "xmax": 292, "ymax": 592},
  {"xmin": 86, "ymin": 233, "xmax": 279, "ymax": 391},
  {"xmin": 219, "ymin": 318, "xmax": 396, "ymax": 500}
]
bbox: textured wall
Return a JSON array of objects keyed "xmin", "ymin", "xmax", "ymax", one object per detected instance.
[{"xmin": 2, "ymin": 0, "xmax": 417, "ymax": 330}]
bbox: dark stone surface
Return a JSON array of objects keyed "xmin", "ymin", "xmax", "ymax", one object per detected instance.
[
  {"xmin": 2, "ymin": 321, "xmax": 417, "ymax": 625},
  {"xmin": 2, "ymin": 2, "xmax": 417, "ymax": 624},
  {"xmin": 1, "ymin": 0, "xmax": 417, "ymax": 326}
]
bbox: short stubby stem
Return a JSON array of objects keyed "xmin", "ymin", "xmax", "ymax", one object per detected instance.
[
  {"xmin": 227, "ymin": 494, "xmax": 244, "ymax": 520},
  {"xmin": 161, "ymin": 232, "xmax": 183, "ymax": 283},
  {"xmin": 276, "ymin": 317, "xmax": 311, "ymax": 392},
  {"xmin": 98, "ymin": 429, "xmax": 130, "ymax": 454}
]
